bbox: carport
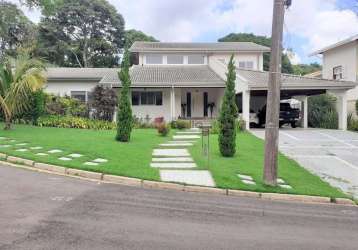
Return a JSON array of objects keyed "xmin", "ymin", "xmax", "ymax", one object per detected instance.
[{"xmin": 235, "ymin": 69, "xmax": 357, "ymax": 130}]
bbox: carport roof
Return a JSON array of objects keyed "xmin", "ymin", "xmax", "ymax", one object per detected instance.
[{"xmin": 237, "ymin": 68, "xmax": 357, "ymax": 90}]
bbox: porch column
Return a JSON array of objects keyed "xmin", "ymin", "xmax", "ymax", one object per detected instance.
[
  {"xmin": 242, "ymin": 90, "xmax": 250, "ymax": 130},
  {"xmin": 336, "ymin": 92, "xmax": 348, "ymax": 130},
  {"xmin": 170, "ymin": 86, "xmax": 176, "ymax": 121},
  {"xmin": 302, "ymin": 96, "xmax": 308, "ymax": 129}
]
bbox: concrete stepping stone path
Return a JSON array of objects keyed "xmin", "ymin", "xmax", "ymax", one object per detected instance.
[
  {"xmin": 16, "ymin": 143, "xmax": 28, "ymax": 146},
  {"xmin": 153, "ymin": 149, "xmax": 190, "ymax": 157},
  {"xmin": 160, "ymin": 170, "xmax": 215, "ymax": 187},
  {"xmin": 152, "ymin": 157, "xmax": 193, "ymax": 162},
  {"xmin": 160, "ymin": 143, "xmax": 193, "ymax": 147},
  {"xmin": 84, "ymin": 162, "xmax": 99, "ymax": 166},
  {"xmin": 237, "ymin": 173, "xmax": 256, "ymax": 185},
  {"xmin": 30, "ymin": 146, "xmax": 43, "ymax": 150},
  {"xmin": 16, "ymin": 148, "xmax": 28, "ymax": 152},
  {"xmin": 176, "ymin": 131, "xmax": 201, "ymax": 135},
  {"xmin": 93, "ymin": 158, "xmax": 108, "ymax": 163},
  {"xmin": 59, "ymin": 157, "xmax": 72, "ymax": 161},
  {"xmin": 36, "ymin": 153, "xmax": 48, "ymax": 156},
  {"xmin": 173, "ymin": 135, "xmax": 200, "ymax": 140},
  {"xmin": 150, "ymin": 162, "xmax": 197, "ymax": 169},
  {"xmin": 68, "ymin": 153, "xmax": 83, "ymax": 158},
  {"xmin": 48, "ymin": 149, "xmax": 62, "ymax": 154},
  {"xmin": 0, "ymin": 145, "xmax": 11, "ymax": 148}
]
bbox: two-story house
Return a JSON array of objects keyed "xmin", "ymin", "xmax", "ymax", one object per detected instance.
[
  {"xmin": 311, "ymin": 35, "xmax": 358, "ymax": 116},
  {"xmin": 46, "ymin": 42, "xmax": 357, "ymax": 130}
]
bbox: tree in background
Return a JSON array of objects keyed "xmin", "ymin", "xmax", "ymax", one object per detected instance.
[
  {"xmin": 218, "ymin": 33, "xmax": 294, "ymax": 74},
  {"xmin": 292, "ymin": 63, "xmax": 322, "ymax": 76},
  {"xmin": 124, "ymin": 29, "xmax": 158, "ymax": 48},
  {"xmin": 36, "ymin": 0, "xmax": 125, "ymax": 67},
  {"xmin": 116, "ymin": 49, "xmax": 133, "ymax": 142},
  {"xmin": 0, "ymin": 54, "xmax": 46, "ymax": 129},
  {"xmin": 0, "ymin": 1, "xmax": 35, "ymax": 61},
  {"xmin": 90, "ymin": 85, "xmax": 117, "ymax": 121},
  {"xmin": 19, "ymin": 0, "xmax": 63, "ymax": 15},
  {"xmin": 218, "ymin": 55, "xmax": 238, "ymax": 157}
]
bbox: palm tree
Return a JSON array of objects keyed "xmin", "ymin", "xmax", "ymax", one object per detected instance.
[{"xmin": 0, "ymin": 54, "xmax": 46, "ymax": 130}]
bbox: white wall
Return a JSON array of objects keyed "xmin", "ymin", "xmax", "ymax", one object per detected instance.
[
  {"xmin": 209, "ymin": 52, "xmax": 263, "ymax": 70},
  {"xmin": 45, "ymin": 81, "xmax": 99, "ymax": 97}
]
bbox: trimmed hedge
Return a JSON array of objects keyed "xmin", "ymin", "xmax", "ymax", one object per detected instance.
[{"xmin": 37, "ymin": 115, "xmax": 116, "ymax": 130}]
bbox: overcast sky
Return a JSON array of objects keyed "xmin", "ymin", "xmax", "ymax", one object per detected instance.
[{"xmin": 10, "ymin": 0, "xmax": 358, "ymax": 64}]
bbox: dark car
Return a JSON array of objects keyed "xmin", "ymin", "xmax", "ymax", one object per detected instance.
[{"xmin": 258, "ymin": 103, "xmax": 300, "ymax": 128}]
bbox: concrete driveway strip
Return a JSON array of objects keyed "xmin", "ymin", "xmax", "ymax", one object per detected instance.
[
  {"xmin": 0, "ymin": 164, "xmax": 358, "ymax": 250},
  {"xmin": 251, "ymin": 128, "xmax": 358, "ymax": 199}
]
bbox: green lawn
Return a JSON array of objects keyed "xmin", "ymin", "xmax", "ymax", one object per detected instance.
[
  {"xmin": 189, "ymin": 132, "xmax": 348, "ymax": 198},
  {"xmin": 0, "ymin": 124, "xmax": 349, "ymax": 199}
]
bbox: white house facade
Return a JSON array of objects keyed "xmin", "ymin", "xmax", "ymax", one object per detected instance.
[{"xmin": 45, "ymin": 42, "xmax": 357, "ymax": 130}]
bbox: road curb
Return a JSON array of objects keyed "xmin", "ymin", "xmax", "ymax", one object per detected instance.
[{"xmin": 0, "ymin": 156, "xmax": 356, "ymax": 206}]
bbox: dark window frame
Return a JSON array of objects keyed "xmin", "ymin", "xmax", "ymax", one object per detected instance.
[{"xmin": 131, "ymin": 91, "xmax": 163, "ymax": 106}]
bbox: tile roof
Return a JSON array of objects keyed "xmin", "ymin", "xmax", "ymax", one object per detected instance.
[
  {"xmin": 100, "ymin": 65, "xmax": 225, "ymax": 87},
  {"xmin": 46, "ymin": 67, "xmax": 118, "ymax": 80},
  {"xmin": 237, "ymin": 68, "xmax": 357, "ymax": 90},
  {"xmin": 130, "ymin": 42, "xmax": 270, "ymax": 53}
]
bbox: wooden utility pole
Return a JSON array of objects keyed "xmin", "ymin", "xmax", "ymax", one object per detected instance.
[{"xmin": 263, "ymin": 0, "xmax": 289, "ymax": 186}]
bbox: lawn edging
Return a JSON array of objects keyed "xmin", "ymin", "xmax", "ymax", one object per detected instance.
[{"xmin": 0, "ymin": 154, "xmax": 356, "ymax": 206}]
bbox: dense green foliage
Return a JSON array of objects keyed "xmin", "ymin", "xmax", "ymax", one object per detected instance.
[
  {"xmin": 37, "ymin": 115, "xmax": 116, "ymax": 129},
  {"xmin": 170, "ymin": 120, "xmax": 191, "ymax": 130},
  {"xmin": 45, "ymin": 94, "xmax": 88, "ymax": 117},
  {"xmin": 20, "ymin": 0, "xmax": 63, "ymax": 15},
  {"xmin": 124, "ymin": 29, "xmax": 158, "ymax": 48},
  {"xmin": 0, "ymin": 1, "xmax": 35, "ymax": 60},
  {"xmin": 15, "ymin": 89, "xmax": 46, "ymax": 124},
  {"xmin": 218, "ymin": 33, "xmax": 294, "ymax": 74},
  {"xmin": 356, "ymin": 100, "xmax": 358, "ymax": 115},
  {"xmin": 116, "ymin": 49, "xmax": 133, "ymax": 142},
  {"xmin": 292, "ymin": 63, "xmax": 322, "ymax": 76},
  {"xmin": 36, "ymin": 0, "xmax": 125, "ymax": 67},
  {"xmin": 218, "ymin": 55, "xmax": 238, "ymax": 157},
  {"xmin": 89, "ymin": 85, "xmax": 117, "ymax": 121},
  {"xmin": 348, "ymin": 114, "xmax": 358, "ymax": 131},
  {"xmin": 308, "ymin": 94, "xmax": 338, "ymax": 129}
]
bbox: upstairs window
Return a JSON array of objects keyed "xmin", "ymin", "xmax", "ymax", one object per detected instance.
[
  {"xmin": 146, "ymin": 54, "xmax": 163, "ymax": 64},
  {"xmin": 333, "ymin": 66, "xmax": 343, "ymax": 80},
  {"xmin": 132, "ymin": 91, "xmax": 163, "ymax": 106},
  {"xmin": 238, "ymin": 61, "xmax": 254, "ymax": 69},
  {"xmin": 167, "ymin": 55, "xmax": 184, "ymax": 64},
  {"xmin": 188, "ymin": 55, "xmax": 205, "ymax": 64}
]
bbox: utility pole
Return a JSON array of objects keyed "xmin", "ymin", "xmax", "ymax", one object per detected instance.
[{"xmin": 263, "ymin": 0, "xmax": 290, "ymax": 186}]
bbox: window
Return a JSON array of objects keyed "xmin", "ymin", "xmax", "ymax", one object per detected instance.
[
  {"xmin": 167, "ymin": 54, "xmax": 184, "ymax": 64},
  {"xmin": 146, "ymin": 54, "xmax": 163, "ymax": 64},
  {"xmin": 238, "ymin": 61, "xmax": 254, "ymax": 69},
  {"xmin": 71, "ymin": 91, "xmax": 86, "ymax": 102},
  {"xmin": 132, "ymin": 91, "xmax": 163, "ymax": 106},
  {"xmin": 333, "ymin": 66, "xmax": 343, "ymax": 80},
  {"xmin": 188, "ymin": 55, "xmax": 205, "ymax": 64}
]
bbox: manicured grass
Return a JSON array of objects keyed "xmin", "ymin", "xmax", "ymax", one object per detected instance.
[
  {"xmin": 189, "ymin": 132, "xmax": 349, "ymax": 198},
  {"xmin": 0, "ymin": 124, "xmax": 167, "ymax": 180}
]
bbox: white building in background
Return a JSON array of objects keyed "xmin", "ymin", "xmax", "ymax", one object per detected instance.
[{"xmin": 45, "ymin": 41, "xmax": 357, "ymax": 130}]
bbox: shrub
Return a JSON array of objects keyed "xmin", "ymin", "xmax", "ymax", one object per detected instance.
[
  {"xmin": 356, "ymin": 100, "xmax": 358, "ymax": 116},
  {"xmin": 308, "ymin": 94, "xmax": 338, "ymax": 129},
  {"xmin": 236, "ymin": 118, "xmax": 246, "ymax": 132},
  {"xmin": 116, "ymin": 49, "xmax": 133, "ymax": 142},
  {"xmin": 15, "ymin": 89, "xmax": 46, "ymax": 124},
  {"xmin": 157, "ymin": 123, "xmax": 170, "ymax": 136},
  {"xmin": 211, "ymin": 120, "xmax": 219, "ymax": 134},
  {"xmin": 89, "ymin": 85, "xmax": 117, "ymax": 121},
  {"xmin": 45, "ymin": 94, "xmax": 88, "ymax": 117},
  {"xmin": 175, "ymin": 120, "xmax": 191, "ymax": 130},
  {"xmin": 218, "ymin": 55, "xmax": 238, "ymax": 157},
  {"xmin": 348, "ymin": 113, "xmax": 358, "ymax": 131},
  {"xmin": 37, "ymin": 115, "xmax": 116, "ymax": 130}
]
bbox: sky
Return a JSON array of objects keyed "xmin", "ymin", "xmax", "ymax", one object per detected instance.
[{"xmin": 10, "ymin": 0, "xmax": 358, "ymax": 65}]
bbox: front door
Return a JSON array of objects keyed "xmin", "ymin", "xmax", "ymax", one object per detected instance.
[{"xmin": 186, "ymin": 92, "xmax": 191, "ymax": 118}]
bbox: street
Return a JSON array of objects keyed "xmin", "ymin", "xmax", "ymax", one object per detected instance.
[{"xmin": 0, "ymin": 164, "xmax": 357, "ymax": 250}]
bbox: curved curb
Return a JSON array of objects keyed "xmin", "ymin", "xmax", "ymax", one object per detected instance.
[{"xmin": 0, "ymin": 154, "xmax": 356, "ymax": 206}]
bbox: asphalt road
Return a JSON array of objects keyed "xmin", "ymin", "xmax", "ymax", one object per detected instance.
[{"xmin": 0, "ymin": 164, "xmax": 358, "ymax": 250}]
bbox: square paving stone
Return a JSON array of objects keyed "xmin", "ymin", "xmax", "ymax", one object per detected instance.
[
  {"xmin": 16, "ymin": 143, "xmax": 28, "ymax": 146},
  {"xmin": 279, "ymin": 184, "xmax": 292, "ymax": 189},
  {"xmin": 242, "ymin": 179, "xmax": 256, "ymax": 185},
  {"xmin": 153, "ymin": 149, "xmax": 190, "ymax": 157},
  {"xmin": 152, "ymin": 157, "xmax": 194, "ymax": 162},
  {"xmin": 160, "ymin": 170, "xmax": 215, "ymax": 187},
  {"xmin": 68, "ymin": 153, "xmax": 83, "ymax": 158},
  {"xmin": 59, "ymin": 157, "xmax": 72, "ymax": 161},
  {"xmin": 237, "ymin": 174, "xmax": 253, "ymax": 181},
  {"xmin": 9, "ymin": 140, "xmax": 16, "ymax": 142},
  {"xmin": 36, "ymin": 153, "xmax": 48, "ymax": 156},
  {"xmin": 160, "ymin": 143, "xmax": 193, "ymax": 147},
  {"xmin": 84, "ymin": 162, "xmax": 99, "ymax": 166},
  {"xmin": 48, "ymin": 149, "xmax": 62, "ymax": 154},
  {"xmin": 277, "ymin": 178, "xmax": 285, "ymax": 184},
  {"xmin": 0, "ymin": 145, "xmax": 11, "ymax": 148},
  {"xmin": 30, "ymin": 146, "xmax": 43, "ymax": 150},
  {"xmin": 173, "ymin": 135, "xmax": 200, "ymax": 140},
  {"xmin": 93, "ymin": 158, "xmax": 108, "ymax": 163},
  {"xmin": 0, "ymin": 137, "xmax": 7, "ymax": 140},
  {"xmin": 150, "ymin": 162, "xmax": 197, "ymax": 168},
  {"xmin": 16, "ymin": 148, "xmax": 28, "ymax": 152}
]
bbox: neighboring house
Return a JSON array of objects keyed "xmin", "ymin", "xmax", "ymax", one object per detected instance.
[
  {"xmin": 311, "ymin": 34, "xmax": 358, "ymax": 116},
  {"xmin": 46, "ymin": 42, "xmax": 357, "ymax": 130}
]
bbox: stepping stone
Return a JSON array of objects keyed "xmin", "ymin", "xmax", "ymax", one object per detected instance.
[
  {"xmin": 93, "ymin": 158, "xmax": 108, "ymax": 163},
  {"xmin": 242, "ymin": 179, "xmax": 256, "ymax": 185},
  {"xmin": 16, "ymin": 143, "xmax": 28, "ymax": 146},
  {"xmin": 237, "ymin": 174, "xmax": 253, "ymax": 181},
  {"xmin": 16, "ymin": 148, "xmax": 28, "ymax": 152},
  {"xmin": 153, "ymin": 149, "xmax": 190, "ymax": 157},
  {"xmin": 68, "ymin": 153, "xmax": 83, "ymax": 158},
  {"xmin": 176, "ymin": 131, "xmax": 201, "ymax": 135},
  {"xmin": 150, "ymin": 162, "xmax": 197, "ymax": 169},
  {"xmin": 36, "ymin": 153, "xmax": 48, "ymax": 156},
  {"xmin": 48, "ymin": 149, "xmax": 62, "ymax": 154},
  {"xmin": 277, "ymin": 178, "xmax": 285, "ymax": 184},
  {"xmin": 9, "ymin": 140, "xmax": 16, "ymax": 142},
  {"xmin": 0, "ymin": 145, "xmax": 11, "ymax": 148},
  {"xmin": 152, "ymin": 157, "xmax": 194, "ymax": 162},
  {"xmin": 30, "ymin": 146, "xmax": 43, "ymax": 150},
  {"xmin": 59, "ymin": 157, "xmax": 72, "ymax": 161},
  {"xmin": 160, "ymin": 143, "xmax": 193, "ymax": 147},
  {"xmin": 279, "ymin": 184, "xmax": 292, "ymax": 189},
  {"xmin": 173, "ymin": 135, "xmax": 200, "ymax": 140},
  {"xmin": 0, "ymin": 137, "xmax": 7, "ymax": 140},
  {"xmin": 160, "ymin": 170, "xmax": 215, "ymax": 187},
  {"xmin": 167, "ymin": 141, "xmax": 196, "ymax": 144},
  {"xmin": 84, "ymin": 161, "xmax": 99, "ymax": 166}
]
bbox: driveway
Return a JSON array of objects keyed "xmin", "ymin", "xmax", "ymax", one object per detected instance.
[
  {"xmin": 251, "ymin": 128, "xmax": 358, "ymax": 199},
  {"xmin": 0, "ymin": 164, "xmax": 358, "ymax": 250}
]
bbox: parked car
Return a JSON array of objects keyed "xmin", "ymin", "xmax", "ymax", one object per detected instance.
[
  {"xmin": 258, "ymin": 103, "xmax": 300, "ymax": 128},
  {"xmin": 239, "ymin": 109, "xmax": 259, "ymax": 128}
]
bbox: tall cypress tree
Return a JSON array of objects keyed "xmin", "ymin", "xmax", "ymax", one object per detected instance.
[
  {"xmin": 218, "ymin": 55, "xmax": 238, "ymax": 157},
  {"xmin": 116, "ymin": 49, "xmax": 133, "ymax": 142}
]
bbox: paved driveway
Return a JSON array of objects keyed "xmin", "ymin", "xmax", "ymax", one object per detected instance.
[{"xmin": 251, "ymin": 128, "xmax": 358, "ymax": 199}]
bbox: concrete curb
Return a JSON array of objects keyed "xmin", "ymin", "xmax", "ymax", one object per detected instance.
[{"xmin": 0, "ymin": 154, "xmax": 356, "ymax": 206}]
